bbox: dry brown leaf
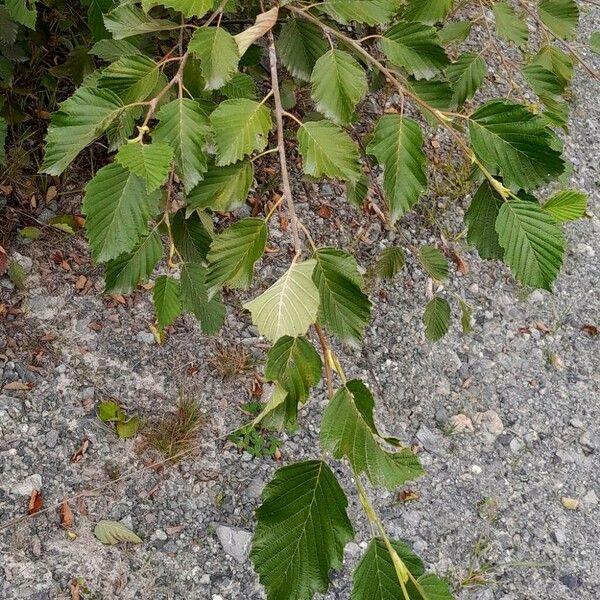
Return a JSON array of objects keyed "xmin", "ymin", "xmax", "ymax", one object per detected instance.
[
  {"xmin": 70, "ymin": 438, "xmax": 90, "ymax": 463},
  {"xmin": 317, "ymin": 205, "xmax": 332, "ymax": 219},
  {"xmin": 46, "ymin": 186, "xmax": 58, "ymax": 202},
  {"xmin": 3, "ymin": 381, "xmax": 33, "ymax": 391},
  {"xmin": 28, "ymin": 490, "xmax": 43, "ymax": 515},
  {"xmin": 60, "ymin": 498, "xmax": 74, "ymax": 528},
  {"xmin": 88, "ymin": 320, "xmax": 103, "ymax": 332},
  {"xmin": 75, "ymin": 275, "xmax": 87, "ymax": 290},
  {"xmin": 70, "ymin": 579, "xmax": 80, "ymax": 600},
  {"xmin": 234, "ymin": 7, "xmax": 278, "ymax": 55},
  {"xmin": 581, "ymin": 324, "xmax": 598, "ymax": 336},
  {"xmin": 398, "ymin": 489, "xmax": 419, "ymax": 502}
]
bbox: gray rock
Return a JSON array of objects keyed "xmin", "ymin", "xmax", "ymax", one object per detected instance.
[
  {"xmin": 416, "ymin": 426, "xmax": 447, "ymax": 455},
  {"xmin": 473, "ymin": 410, "xmax": 504, "ymax": 436},
  {"xmin": 45, "ymin": 430, "xmax": 59, "ymax": 449},
  {"xmin": 137, "ymin": 331, "xmax": 156, "ymax": 345},
  {"xmin": 10, "ymin": 474, "xmax": 43, "ymax": 496},
  {"xmin": 216, "ymin": 526, "xmax": 253, "ymax": 563}
]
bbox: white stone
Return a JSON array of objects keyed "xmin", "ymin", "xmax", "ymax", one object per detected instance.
[
  {"xmin": 10, "ymin": 474, "xmax": 42, "ymax": 497},
  {"xmin": 216, "ymin": 525, "xmax": 252, "ymax": 563}
]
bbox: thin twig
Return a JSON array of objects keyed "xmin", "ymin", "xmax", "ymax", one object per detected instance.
[{"xmin": 314, "ymin": 323, "xmax": 334, "ymax": 398}]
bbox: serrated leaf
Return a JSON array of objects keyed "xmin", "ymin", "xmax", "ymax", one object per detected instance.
[
  {"xmin": 104, "ymin": 231, "xmax": 163, "ymax": 294},
  {"xmin": 153, "ymin": 98, "xmax": 211, "ymax": 194},
  {"xmin": 221, "ymin": 72, "xmax": 257, "ymax": 99},
  {"xmin": 91, "ymin": 39, "xmax": 142, "ymax": 61},
  {"xmin": 0, "ymin": 7, "xmax": 19, "ymax": 45},
  {"xmin": 407, "ymin": 574, "xmax": 454, "ymax": 599},
  {"xmin": 521, "ymin": 63, "xmax": 569, "ymax": 127},
  {"xmin": 346, "ymin": 173, "xmax": 369, "ymax": 208},
  {"xmin": 496, "ymin": 199, "xmax": 565, "ymax": 290},
  {"xmin": 98, "ymin": 55, "xmax": 160, "ymax": 103},
  {"xmin": 404, "ymin": 0, "xmax": 452, "ymax": 25},
  {"xmin": 311, "ymin": 49, "xmax": 367, "ymax": 125},
  {"xmin": 590, "ymin": 32, "xmax": 600, "ymax": 53},
  {"xmin": 419, "ymin": 246, "xmax": 449, "ymax": 280},
  {"xmin": 210, "ymin": 99, "xmax": 272, "ymax": 166},
  {"xmin": 493, "ymin": 2, "xmax": 529, "ymax": 48},
  {"xmin": 447, "ymin": 52, "xmax": 487, "ymax": 107},
  {"xmin": 352, "ymin": 538, "xmax": 425, "ymax": 600},
  {"xmin": 106, "ymin": 106, "xmax": 142, "ymax": 152},
  {"xmin": 438, "ymin": 21, "xmax": 471, "ymax": 44},
  {"xmin": 312, "ymin": 248, "xmax": 371, "ymax": 345},
  {"xmin": 115, "ymin": 142, "xmax": 173, "ymax": 192},
  {"xmin": 171, "ymin": 210, "xmax": 212, "ymax": 263},
  {"xmin": 406, "ymin": 77, "xmax": 453, "ymax": 110},
  {"xmin": 6, "ymin": 0, "xmax": 36, "ymax": 29},
  {"xmin": 41, "ymin": 87, "xmax": 124, "ymax": 176},
  {"xmin": 539, "ymin": 0, "xmax": 578, "ymax": 40},
  {"xmin": 532, "ymin": 44, "xmax": 573, "ymax": 87},
  {"xmin": 382, "ymin": 21, "xmax": 449, "ymax": 80},
  {"xmin": 367, "ymin": 115, "xmax": 427, "ymax": 223},
  {"xmin": 186, "ymin": 162, "xmax": 253, "ymax": 214},
  {"xmin": 298, "ymin": 120, "xmax": 361, "ymax": 182},
  {"xmin": 94, "ymin": 520, "xmax": 143, "ymax": 545},
  {"xmin": 251, "ymin": 460, "xmax": 353, "ymax": 600},
  {"xmin": 265, "ymin": 336, "xmax": 322, "ymax": 425},
  {"xmin": 277, "ymin": 18, "xmax": 328, "ymax": 81},
  {"xmin": 104, "ymin": 4, "xmax": 178, "ymax": 39},
  {"xmin": 153, "ymin": 275, "xmax": 182, "ymax": 329},
  {"xmin": 321, "ymin": 380, "xmax": 425, "ymax": 488},
  {"xmin": 318, "ymin": 0, "xmax": 401, "ymax": 26},
  {"xmin": 423, "ymin": 297, "xmax": 450, "ymax": 341},
  {"xmin": 468, "ymin": 100, "xmax": 565, "ymax": 190},
  {"xmin": 465, "ymin": 180, "xmax": 504, "ymax": 260},
  {"xmin": 206, "ymin": 217, "xmax": 266, "ymax": 292},
  {"xmin": 374, "ymin": 246, "xmax": 405, "ymax": 279},
  {"xmin": 188, "ymin": 26, "xmax": 239, "ymax": 90},
  {"xmin": 542, "ymin": 189, "xmax": 587, "ymax": 222},
  {"xmin": 142, "ymin": 0, "xmax": 214, "ymax": 18},
  {"xmin": 83, "ymin": 163, "xmax": 161, "ymax": 263},
  {"xmin": 244, "ymin": 260, "xmax": 320, "ymax": 343}
]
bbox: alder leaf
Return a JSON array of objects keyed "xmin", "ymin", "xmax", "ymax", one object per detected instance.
[
  {"xmin": 298, "ymin": 120, "xmax": 361, "ymax": 183},
  {"xmin": 188, "ymin": 26, "xmax": 239, "ymax": 90},
  {"xmin": 153, "ymin": 275, "xmax": 182, "ymax": 329},
  {"xmin": 447, "ymin": 52, "xmax": 487, "ymax": 107},
  {"xmin": 251, "ymin": 460, "xmax": 354, "ymax": 600},
  {"xmin": 83, "ymin": 163, "xmax": 161, "ymax": 263},
  {"xmin": 171, "ymin": 210, "xmax": 212, "ymax": 263},
  {"xmin": 496, "ymin": 199, "xmax": 565, "ymax": 290},
  {"xmin": 419, "ymin": 246, "xmax": 448, "ymax": 281},
  {"xmin": 5, "ymin": 0, "xmax": 36, "ymax": 29},
  {"xmin": 206, "ymin": 217, "xmax": 267, "ymax": 292},
  {"xmin": 153, "ymin": 98, "xmax": 211, "ymax": 194},
  {"xmin": 374, "ymin": 246, "xmax": 405, "ymax": 279},
  {"xmin": 141, "ymin": 0, "xmax": 214, "ymax": 18},
  {"xmin": 210, "ymin": 99, "xmax": 272, "ymax": 166},
  {"xmin": 115, "ymin": 142, "xmax": 174, "ymax": 192},
  {"xmin": 542, "ymin": 189, "xmax": 587, "ymax": 222},
  {"xmin": 277, "ymin": 18, "xmax": 328, "ymax": 81},
  {"xmin": 179, "ymin": 261, "xmax": 225, "ymax": 333},
  {"xmin": 94, "ymin": 520, "xmax": 143, "ymax": 545},
  {"xmin": 493, "ymin": 2, "xmax": 529, "ymax": 48},
  {"xmin": 98, "ymin": 55, "xmax": 160, "ymax": 103},
  {"xmin": 311, "ymin": 49, "xmax": 368, "ymax": 125},
  {"xmin": 403, "ymin": 0, "xmax": 453, "ymax": 25},
  {"xmin": 367, "ymin": 115, "xmax": 427, "ymax": 223},
  {"xmin": 532, "ymin": 44, "xmax": 573, "ymax": 87},
  {"xmin": 221, "ymin": 72, "xmax": 257, "ymax": 99},
  {"xmin": 468, "ymin": 100, "xmax": 565, "ymax": 191},
  {"xmin": 423, "ymin": 297, "xmax": 451, "ymax": 341},
  {"xmin": 186, "ymin": 162, "xmax": 254, "ymax": 214},
  {"xmin": 321, "ymin": 380, "xmax": 425, "ymax": 489},
  {"xmin": 538, "ymin": 0, "xmax": 579, "ymax": 40},
  {"xmin": 104, "ymin": 4, "xmax": 178, "ymax": 39},
  {"xmin": 465, "ymin": 180, "xmax": 504, "ymax": 260},
  {"xmin": 244, "ymin": 260, "xmax": 320, "ymax": 342},
  {"xmin": 318, "ymin": 0, "xmax": 402, "ymax": 26}
]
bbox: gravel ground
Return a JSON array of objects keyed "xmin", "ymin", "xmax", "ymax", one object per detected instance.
[{"xmin": 1, "ymin": 7, "xmax": 599, "ymax": 600}]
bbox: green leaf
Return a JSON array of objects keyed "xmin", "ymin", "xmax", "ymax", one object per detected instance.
[
  {"xmin": 406, "ymin": 78, "xmax": 453, "ymax": 123},
  {"xmin": 538, "ymin": 0, "xmax": 578, "ymax": 40},
  {"xmin": 382, "ymin": 22, "xmax": 449, "ymax": 80},
  {"xmin": 0, "ymin": 7, "xmax": 18, "ymax": 45},
  {"xmin": 542, "ymin": 189, "xmax": 587, "ymax": 222},
  {"xmin": 83, "ymin": 163, "xmax": 161, "ymax": 263},
  {"xmin": 115, "ymin": 142, "xmax": 173, "ymax": 192},
  {"xmin": 313, "ymin": 248, "xmax": 372, "ymax": 345},
  {"xmin": 447, "ymin": 52, "xmax": 487, "ymax": 107},
  {"xmin": 153, "ymin": 275, "xmax": 182, "ymax": 329},
  {"xmin": 419, "ymin": 246, "xmax": 448, "ymax": 281},
  {"xmin": 493, "ymin": 2, "xmax": 529, "ymax": 48},
  {"xmin": 465, "ymin": 180, "xmax": 504, "ymax": 260},
  {"xmin": 41, "ymin": 87, "xmax": 124, "ymax": 176},
  {"xmin": 97, "ymin": 400, "xmax": 124, "ymax": 422},
  {"xmin": 468, "ymin": 100, "xmax": 565, "ymax": 191},
  {"xmin": 311, "ymin": 49, "xmax": 367, "ymax": 125},
  {"xmin": 404, "ymin": 0, "xmax": 452, "ymax": 25},
  {"xmin": 321, "ymin": 380, "xmax": 425, "ymax": 489},
  {"xmin": 374, "ymin": 246, "xmax": 405, "ymax": 279},
  {"xmin": 221, "ymin": 72, "xmax": 257, "ymax": 99},
  {"xmin": 407, "ymin": 574, "xmax": 454, "ymax": 600},
  {"xmin": 206, "ymin": 217, "xmax": 267, "ymax": 291},
  {"xmin": 5, "ymin": 0, "xmax": 36, "ymax": 29},
  {"xmin": 496, "ymin": 199, "xmax": 565, "ymax": 290},
  {"xmin": 91, "ymin": 39, "xmax": 142, "ymax": 61},
  {"xmin": 142, "ymin": 0, "xmax": 214, "ymax": 18},
  {"xmin": 188, "ymin": 26, "xmax": 239, "ymax": 90},
  {"xmin": 251, "ymin": 460, "xmax": 354, "ymax": 600},
  {"xmin": 521, "ymin": 63, "xmax": 569, "ymax": 128},
  {"xmin": 153, "ymin": 99, "xmax": 211, "ymax": 194},
  {"xmin": 244, "ymin": 260, "xmax": 320, "ymax": 343},
  {"xmin": 460, "ymin": 300, "xmax": 473, "ymax": 335},
  {"xmin": 186, "ymin": 162, "xmax": 253, "ymax": 214},
  {"xmin": 352, "ymin": 538, "xmax": 425, "ymax": 600},
  {"xmin": 367, "ymin": 115, "xmax": 427, "ymax": 223},
  {"xmin": 298, "ymin": 120, "xmax": 361, "ymax": 182},
  {"xmin": 115, "ymin": 416, "xmax": 141, "ymax": 439},
  {"xmin": 104, "ymin": 4, "xmax": 178, "ymax": 39},
  {"xmin": 171, "ymin": 210, "xmax": 212, "ymax": 263},
  {"xmin": 210, "ymin": 99, "xmax": 272, "ymax": 166},
  {"xmin": 438, "ymin": 21, "xmax": 471, "ymax": 45},
  {"xmin": 104, "ymin": 231, "xmax": 163, "ymax": 294},
  {"xmin": 265, "ymin": 336, "xmax": 322, "ymax": 425},
  {"xmin": 94, "ymin": 520, "xmax": 143, "ymax": 545},
  {"xmin": 106, "ymin": 106, "xmax": 143, "ymax": 152},
  {"xmin": 318, "ymin": 0, "xmax": 401, "ymax": 26},
  {"xmin": 423, "ymin": 297, "xmax": 451, "ymax": 341},
  {"xmin": 277, "ymin": 18, "xmax": 328, "ymax": 81},
  {"xmin": 98, "ymin": 55, "xmax": 161, "ymax": 103},
  {"xmin": 346, "ymin": 173, "xmax": 369, "ymax": 208},
  {"xmin": 531, "ymin": 44, "xmax": 573, "ymax": 88},
  {"xmin": 590, "ymin": 32, "xmax": 600, "ymax": 53}
]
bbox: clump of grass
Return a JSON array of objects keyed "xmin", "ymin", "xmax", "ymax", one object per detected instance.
[
  {"xmin": 208, "ymin": 342, "xmax": 255, "ymax": 379},
  {"xmin": 145, "ymin": 397, "xmax": 204, "ymax": 461}
]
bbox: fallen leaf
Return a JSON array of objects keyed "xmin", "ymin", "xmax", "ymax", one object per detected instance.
[
  {"xmin": 561, "ymin": 497, "xmax": 579, "ymax": 510},
  {"xmin": 234, "ymin": 7, "xmax": 278, "ymax": 55},
  {"xmin": 70, "ymin": 579, "xmax": 80, "ymax": 600},
  {"xmin": 165, "ymin": 524, "xmax": 185, "ymax": 535},
  {"xmin": 76, "ymin": 496, "xmax": 88, "ymax": 515},
  {"xmin": 534, "ymin": 321, "xmax": 551, "ymax": 334},
  {"xmin": 88, "ymin": 320, "xmax": 103, "ymax": 332},
  {"xmin": 94, "ymin": 520, "xmax": 143, "ymax": 545},
  {"xmin": 75, "ymin": 275, "xmax": 87, "ymax": 290},
  {"xmin": 3, "ymin": 381, "xmax": 33, "ymax": 391},
  {"xmin": 70, "ymin": 438, "xmax": 90, "ymax": 463},
  {"xmin": 450, "ymin": 413, "xmax": 474, "ymax": 433},
  {"xmin": 60, "ymin": 499, "xmax": 74, "ymax": 528},
  {"xmin": 46, "ymin": 186, "xmax": 58, "ymax": 202},
  {"xmin": 273, "ymin": 447, "xmax": 282, "ymax": 462},
  {"xmin": 581, "ymin": 324, "xmax": 598, "ymax": 336},
  {"xmin": 28, "ymin": 490, "xmax": 43, "ymax": 515},
  {"xmin": 398, "ymin": 489, "xmax": 419, "ymax": 503},
  {"xmin": 317, "ymin": 204, "xmax": 332, "ymax": 219}
]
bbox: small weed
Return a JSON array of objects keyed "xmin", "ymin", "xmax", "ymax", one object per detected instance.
[
  {"xmin": 208, "ymin": 342, "xmax": 255, "ymax": 380},
  {"xmin": 8, "ymin": 262, "xmax": 27, "ymax": 291},
  {"xmin": 145, "ymin": 397, "xmax": 204, "ymax": 461},
  {"xmin": 229, "ymin": 427, "xmax": 281, "ymax": 459}
]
